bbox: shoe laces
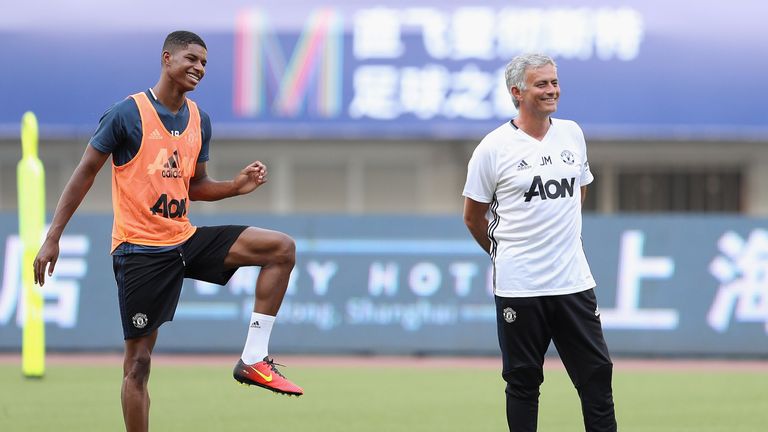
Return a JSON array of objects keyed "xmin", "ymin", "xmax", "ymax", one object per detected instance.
[{"xmin": 263, "ymin": 357, "xmax": 287, "ymax": 378}]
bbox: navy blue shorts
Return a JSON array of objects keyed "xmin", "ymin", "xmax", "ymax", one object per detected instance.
[{"xmin": 113, "ymin": 225, "xmax": 247, "ymax": 339}]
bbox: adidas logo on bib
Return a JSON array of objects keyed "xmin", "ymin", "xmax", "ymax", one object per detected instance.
[{"xmin": 148, "ymin": 129, "xmax": 163, "ymax": 140}]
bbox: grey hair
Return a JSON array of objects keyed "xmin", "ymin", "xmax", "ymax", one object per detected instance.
[{"xmin": 504, "ymin": 53, "xmax": 557, "ymax": 108}]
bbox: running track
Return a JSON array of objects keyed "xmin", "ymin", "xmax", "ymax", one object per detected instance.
[{"xmin": 1, "ymin": 353, "xmax": 767, "ymax": 371}]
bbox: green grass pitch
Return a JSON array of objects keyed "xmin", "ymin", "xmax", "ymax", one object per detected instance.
[{"xmin": 1, "ymin": 361, "xmax": 767, "ymax": 431}]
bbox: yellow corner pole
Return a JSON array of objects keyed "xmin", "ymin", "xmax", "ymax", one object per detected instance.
[{"xmin": 17, "ymin": 111, "xmax": 46, "ymax": 378}]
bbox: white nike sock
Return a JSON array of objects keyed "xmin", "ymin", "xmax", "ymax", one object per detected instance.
[{"xmin": 241, "ymin": 312, "xmax": 275, "ymax": 364}]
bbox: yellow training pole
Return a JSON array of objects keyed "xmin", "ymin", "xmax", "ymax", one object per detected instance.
[{"xmin": 17, "ymin": 111, "xmax": 46, "ymax": 378}]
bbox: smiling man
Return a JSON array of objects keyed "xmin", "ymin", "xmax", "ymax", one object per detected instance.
[
  {"xmin": 462, "ymin": 53, "xmax": 617, "ymax": 432},
  {"xmin": 33, "ymin": 31, "xmax": 303, "ymax": 432}
]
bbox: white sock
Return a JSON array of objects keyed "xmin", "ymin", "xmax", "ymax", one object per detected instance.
[{"xmin": 241, "ymin": 312, "xmax": 275, "ymax": 364}]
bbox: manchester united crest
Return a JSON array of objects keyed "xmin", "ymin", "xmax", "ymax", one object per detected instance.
[
  {"xmin": 503, "ymin": 307, "xmax": 517, "ymax": 323},
  {"xmin": 560, "ymin": 150, "xmax": 575, "ymax": 165},
  {"xmin": 132, "ymin": 313, "xmax": 148, "ymax": 329}
]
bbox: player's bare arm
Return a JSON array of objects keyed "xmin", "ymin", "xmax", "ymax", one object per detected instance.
[
  {"xmin": 33, "ymin": 145, "xmax": 109, "ymax": 286},
  {"xmin": 463, "ymin": 197, "xmax": 492, "ymax": 255},
  {"xmin": 581, "ymin": 186, "xmax": 588, "ymax": 206},
  {"xmin": 188, "ymin": 160, "xmax": 267, "ymax": 201}
]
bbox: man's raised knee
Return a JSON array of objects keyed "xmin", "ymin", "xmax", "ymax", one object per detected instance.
[{"xmin": 271, "ymin": 234, "xmax": 296, "ymax": 267}]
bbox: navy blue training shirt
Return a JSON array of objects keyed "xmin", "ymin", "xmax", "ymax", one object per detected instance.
[{"xmin": 89, "ymin": 89, "xmax": 211, "ymax": 166}]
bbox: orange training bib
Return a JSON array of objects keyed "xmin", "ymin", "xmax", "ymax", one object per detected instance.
[{"xmin": 110, "ymin": 92, "xmax": 200, "ymax": 252}]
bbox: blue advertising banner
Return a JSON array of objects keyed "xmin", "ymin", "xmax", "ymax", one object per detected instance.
[
  {"xmin": 1, "ymin": 213, "xmax": 767, "ymax": 356},
  {"xmin": 1, "ymin": 1, "xmax": 766, "ymax": 140}
]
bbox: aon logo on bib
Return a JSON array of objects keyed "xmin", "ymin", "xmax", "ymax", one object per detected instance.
[
  {"xmin": 150, "ymin": 194, "xmax": 187, "ymax": 218},
  {"xmin": 523, "ymin": 176, "xmax": 575, "ymax": 202}
]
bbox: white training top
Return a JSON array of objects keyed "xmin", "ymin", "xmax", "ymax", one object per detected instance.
[{"xmin": 463, "ymin": 118, "xmax": 596, "ymax": 298}]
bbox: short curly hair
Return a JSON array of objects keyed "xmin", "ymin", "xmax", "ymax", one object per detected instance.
[{"xmin": 162, "ymin": 30, "xmax": 207, "ymax": 53}]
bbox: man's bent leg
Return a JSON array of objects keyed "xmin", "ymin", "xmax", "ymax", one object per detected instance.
[
  {"xmin": 224, "ymin": 227, "xmax": 295, "ymax": 315},
  {"xmin": 122, "ymin": 331, "xmax": 159, "ymax": 432},
  {"xmin": 224, "ymin": 227, "xmax": 303, "ymax": 396}
]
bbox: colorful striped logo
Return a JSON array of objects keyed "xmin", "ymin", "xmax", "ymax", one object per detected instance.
[{"xmin": 234, "ymin": 8, "xmax": 344, "ymax": 118}]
